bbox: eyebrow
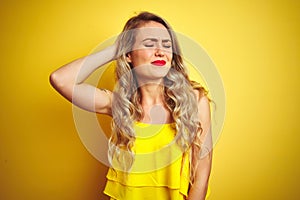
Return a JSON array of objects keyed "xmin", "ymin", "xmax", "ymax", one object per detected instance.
[{"xmin": 142, "ymin": 38, "xmax": 172, "ymax": 43}]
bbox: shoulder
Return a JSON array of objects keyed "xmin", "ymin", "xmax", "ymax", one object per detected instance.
[
  {"xmin": 194, "ymin": 90, "xmax": 210, "ymax": 105},
  {"xmin": 193, "ymin": 89, "xmax": 211, "ymax": 121},
  {"xmin": 190, "ymin": 80, "xmax": 208, "ymax": 100},
  {"xmin": 193, "ymin": 89, "xmax": 209, "ymax": 104},
  {"xmin": 190, "ymin": 79, "xmax": 210, "ymax": 114}
]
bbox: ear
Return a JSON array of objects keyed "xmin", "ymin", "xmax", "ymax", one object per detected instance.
[{"xmin": 126, "ymin": 53, "xmax": 132, "ymax": 63}]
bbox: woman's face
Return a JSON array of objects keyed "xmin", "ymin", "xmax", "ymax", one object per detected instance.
[{"xmin": 126, "ymin": 21, "xmax": 173, "ymax": 84}]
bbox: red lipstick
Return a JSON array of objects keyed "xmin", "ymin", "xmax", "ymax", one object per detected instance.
[{"xmin": 151, "ymin": 60, "xmax": 166, "ymax": 66}]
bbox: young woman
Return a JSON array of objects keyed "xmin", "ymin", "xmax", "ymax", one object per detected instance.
[{"xmin": 50, "ymin": 12, "xmax": 212, "ymax": 200}]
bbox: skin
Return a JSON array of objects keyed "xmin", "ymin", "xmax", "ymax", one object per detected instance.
[
  {"xmin": 126, "ymin": 21, "xmax": 173, "ymax": 124},
  {"xmin": 187, "ymin": 94, "xmax": 212, "ymax": 200},
  {"xmin": 127, "ymin": 22, "xmax": 172, "ymax": 85},
  {"xmin": 50, "ymin": 20, "xmax": 212, "ymax": 200}
]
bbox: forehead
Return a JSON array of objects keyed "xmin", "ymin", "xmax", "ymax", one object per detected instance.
[{"xmin": 135, "ymin": 21, "xmax": 171, "ymax": 41}]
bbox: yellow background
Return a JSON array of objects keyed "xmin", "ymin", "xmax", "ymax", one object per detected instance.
[{"xmin": 0, "ymin": 0, "xmax": 299, "ymax": 199}]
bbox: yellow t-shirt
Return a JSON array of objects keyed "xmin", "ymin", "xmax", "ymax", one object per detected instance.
[{"xmin": 104, "ymin": 122, "xmax": 209, "ymax": 200}]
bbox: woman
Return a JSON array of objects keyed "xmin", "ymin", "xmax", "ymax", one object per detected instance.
[{"xmin": 50, "ymin": 12, "xmax": 212, "ymax": 200}]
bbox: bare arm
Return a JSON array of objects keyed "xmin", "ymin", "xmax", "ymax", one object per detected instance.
[
  {"xmin": 49, "ymin": 45, "xmax": 117, "ymax": 115},
  {"xmin": 188, "ymin": 95, "xmax": 213, "ymax": 200}
]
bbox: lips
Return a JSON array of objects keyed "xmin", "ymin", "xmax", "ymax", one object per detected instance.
[{"xmin": 151, "ymin": 60, "xmax": 166, "ymax": 66}]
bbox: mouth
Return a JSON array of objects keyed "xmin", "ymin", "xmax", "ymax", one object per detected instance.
[{"xmin": 151, "ymin": 60, "xmax": 166, "ymax": 66}]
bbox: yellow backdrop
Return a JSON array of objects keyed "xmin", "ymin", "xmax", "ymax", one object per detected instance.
[{"xmin": 0, "ymin": 0, "xmax": 299, "ymax": 199}]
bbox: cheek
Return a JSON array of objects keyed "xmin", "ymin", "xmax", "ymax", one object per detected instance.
[
  {"xmin": 131, "ymin": 50, "xmax": 153, "ymax": 66},
  {"xmin": 168, "ymin": 53, "xmax": 173, "ymax": 61}
]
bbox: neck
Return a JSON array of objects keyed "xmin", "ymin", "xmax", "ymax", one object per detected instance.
[
  {"xmin": 137, "ymin": 82, "xmax": 172, "ymax": 124},
  {"xmin": 139, "ymin": 83, "xmax": 165, "ymax": 106}
]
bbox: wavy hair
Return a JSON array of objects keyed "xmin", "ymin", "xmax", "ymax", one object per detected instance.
[{"xmin": 109, "ymin": 11, "xmax": 208, "ymax": 183}]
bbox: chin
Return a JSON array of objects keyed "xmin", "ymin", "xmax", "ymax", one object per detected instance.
[
  {"xmin": 148, "ymin": 65, "xmax": 171, "ymax": 78},
  {"xmin": 133, "ymin": 64, "xmax": 170, "ymax": 82}
]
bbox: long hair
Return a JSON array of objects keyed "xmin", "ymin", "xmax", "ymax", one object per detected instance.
[{"xmin": 109, "ymin": 11, "xmax": 208, "ymax": 182}]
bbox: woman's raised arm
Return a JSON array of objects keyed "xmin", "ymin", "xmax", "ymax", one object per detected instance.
[{"xmin": 49, "ymin": 45, "xmax": 117, "ymax": 115}]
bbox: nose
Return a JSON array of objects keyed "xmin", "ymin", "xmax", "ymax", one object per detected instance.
[{"xmin": 154, "ymin": 46, "xmax": 165, "ymax": 57}]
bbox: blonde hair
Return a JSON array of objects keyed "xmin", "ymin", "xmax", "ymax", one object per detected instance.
[{"xmin": 109, "ymin": 12, "xmax": 208, "ymax": 183}]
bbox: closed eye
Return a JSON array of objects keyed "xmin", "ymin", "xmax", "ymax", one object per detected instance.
[
  {"xmin": 142, "ymin": 39, "xmax": 172, "ymax": 49},
  {"xmin": 162, "ymin": 41, "xmax": 172, "ymax": 48},
  {"xmin": 144, "ymin": 44, "xmax": 155, "ymax": 47}
]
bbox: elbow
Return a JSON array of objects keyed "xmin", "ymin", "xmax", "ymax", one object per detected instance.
[
  {"xmin": 49, "ymin": 71, "xmax": 74, "ymax": 101},
  {"xmin": 49, "ymin": 71, "xmax": 66, "ymax": 90}
]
